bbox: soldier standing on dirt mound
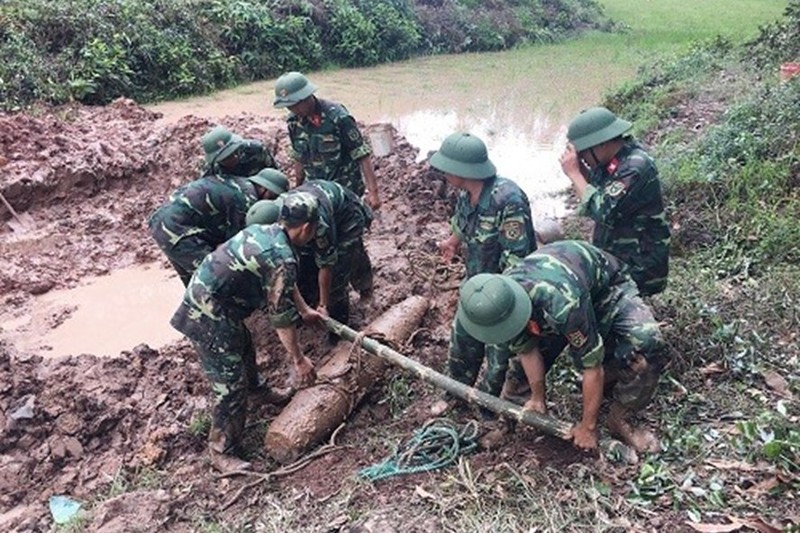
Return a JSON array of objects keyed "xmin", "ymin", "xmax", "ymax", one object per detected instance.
[
  {"xmin": 457, "ymin": 240, "xmax": 667, "ymax": 453},
  {"xmin": 201, "ymin": 125, "xmax": 278, "ymax": 178},
  {"xmin": 273, "ymin": 71, "xmax": 382, "ymax": 211},
  {"xmin": 170, "ymin": 193, "xmax": 323, "ymax": 472},
  {"xmin": 560, "ymin": 107, "xmax": 671, "ymax": 297},
  {"xmin": 148, "ymin": 129, "xmax": 290, "ymax": 287},
  {"xmin": 428, "ymin": 132, "xmax": 536, "ymax": 417}
]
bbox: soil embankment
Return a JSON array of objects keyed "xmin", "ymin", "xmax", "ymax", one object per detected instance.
[{"xmin": 0, "ymin": 99, "xmax": 468, "ymax": 530}]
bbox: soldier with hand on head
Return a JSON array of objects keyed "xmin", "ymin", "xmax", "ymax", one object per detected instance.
[
  {"xmin": 170, "ymin": 193, "xmax": 323, "ymax": 472},
  {"xmin": 273, "ymin": 71, "xmax": 381, "ymax": 211},
  {"xmin": 560, "ymin": 107, "xmax": 670, "ymax": 296},
  {"xmin": 457, "ymin": 240, "xmax": 668, "ymax": 453},
  {"xmin": 148, "ymin": 127, "xmax": 289, "ymax": 286},
  {"xmin": 428, "ymin": 132, "xmax": 536, "ymax": 417}
]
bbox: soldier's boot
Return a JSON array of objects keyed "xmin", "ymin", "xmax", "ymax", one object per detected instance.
[
  {"xmin": 208, "ymin": 416, "xmax": 251, "ymax": 473},
  {"xmin": 249, "ymin": 382, "xmax": 293, "ymax": 406},
  {"xmin": 500, "ymin": 374, "xmax": 530, "ymax": 406},
  {"xmin": 478, "ymin": 417, "xmax": 514, "ymax": 451}
]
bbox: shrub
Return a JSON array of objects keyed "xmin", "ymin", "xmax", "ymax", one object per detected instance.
[{"xmin": 0, "ymin": 0, "xmax": 609, "ymax": 108}]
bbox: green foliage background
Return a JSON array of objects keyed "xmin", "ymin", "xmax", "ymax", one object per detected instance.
[
  {"xmin": 0, "ymin": 0, "xmax": 609, "ymax": 109},
  {"xmin": 600, "ymin": 1, "xmax": 800, "ymax": 486}
]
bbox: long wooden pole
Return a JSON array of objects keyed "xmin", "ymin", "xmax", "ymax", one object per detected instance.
[{"xmin": 324, "ymin": 316, "xmax": 573, "ymax": 440}]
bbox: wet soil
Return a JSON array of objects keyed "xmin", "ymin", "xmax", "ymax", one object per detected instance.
[{"xmin": 0, "ymin": 99, "xmax": 589, "ymax": 532}]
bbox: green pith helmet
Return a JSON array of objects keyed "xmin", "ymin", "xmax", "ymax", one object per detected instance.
[
  {"xmin": 280, "ymin": 191, "xmax": 319, "ymax": 226},
  {"xmin": 246, "ymin": 198, "xmax": 284, "ymax": 226},
  {"xmin": 567, "ymin": 107, "xmax": 632, "ymax": 152},
  {"xmin": 273, "ymin": 71, "xmax": 317, "ymax": 108},
  {"xmin": 429, "ymin": 132, "xmax": 496, "ymax": 180},
  {"xmin": 247, "ymin": 168, "xmax": 289, "ymax": 196},
  {"xmin": 202, "ymin": 126, "xmax": 243, "ymax": 165},
  {"xmin": 456, "ymin": 273, "xmax": 532, "ymax": 344}
]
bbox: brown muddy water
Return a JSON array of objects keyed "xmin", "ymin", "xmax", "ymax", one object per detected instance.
[{"xmin": 2, "ymin": 264, "xmax": 185, "ymax": 358}]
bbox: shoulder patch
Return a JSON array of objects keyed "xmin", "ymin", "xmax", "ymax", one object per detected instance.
[
  {"xmin": 566, "ymin": 330, "xmax": 588, "ymax": 348},
  {"xmin": 606, "ymin": 180, "xmax": 627, "ymax": 198},
  {"xmin": 348, "ymin": 129, "xmax": 362, "ymax": 142},
  {"xmin": 501, "ymin": 220, "xmax": 524, "ymax": 241}
]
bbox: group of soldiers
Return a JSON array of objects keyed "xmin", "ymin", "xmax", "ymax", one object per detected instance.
[{"xmin": 149, "ymin": 71, "xmax": 671, "ymax": 471}]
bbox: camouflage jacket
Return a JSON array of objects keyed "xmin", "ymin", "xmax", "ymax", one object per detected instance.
[
  {"xmin": 148, "ymin": 174, "xmax": 259, "ymax": 248},
  {"xmin": 286, "ymin": 98, "xmax": 372, "ymax": 196},
  {"xmin": 293, "ymin": 180, "xmax": 368, "ymax": 268},
  {"xmin": 170, "ymin": 224, "xmax": 300, "ymax": 344},
  {"xmin": 505, "ymin": 240, "xmax": 635, "ymax": 370},
  {"xmin": 203, "ymin": 139, "xmax": 277, "ymax": 178},
  {"xmin": 578, "ymin": 140, "xmax": 670, "ymax": 296},
  {"xmin": 451, "ymin": 176, "xmax": 537, "ymax": 278}
]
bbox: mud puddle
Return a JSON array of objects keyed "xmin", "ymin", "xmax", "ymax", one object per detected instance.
[{"xmin": 1, "ymin": 263, "xmax": 184, "ymax": 358}]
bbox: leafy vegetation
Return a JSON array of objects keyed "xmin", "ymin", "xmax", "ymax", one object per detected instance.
[{"xmin": 0, "ymin": 0, "xmax": 609, "ymax": 109}]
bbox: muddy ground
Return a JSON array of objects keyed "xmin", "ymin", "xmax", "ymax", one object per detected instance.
[{"xmin": 0, "ymin": 99, "xmax": 592, "ymax": 532}]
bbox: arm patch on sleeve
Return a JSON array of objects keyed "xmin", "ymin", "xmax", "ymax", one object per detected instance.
[
  {"xmin": 501, "ymin": 220, "xmax": 524, "ymax": 240},
  {"xmin": 567, "ymin": 330, "xmax": 588, "ymax": 348},
  {"xmin": 606, "ymin": 180, "xmax": 627, "ymax": 198}
]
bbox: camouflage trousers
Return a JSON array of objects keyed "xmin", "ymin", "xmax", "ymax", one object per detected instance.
[
  {"xmin": 150, "ymin": 231, "xmax": 215, "ymax": 287},
  {"xmin": 186, "ymin": 317, "xmax": 261, "ymax": 453},
  {"xmin": 297, "ymin": 240, "xmax": 373, "ymax": 326},
  {"xmin": 509, "ymin": 284, "xmax": 666, "ymax": 412},
  {"xmin": 449, "ymin": 316, "xmax": 513, "ymax": 398}
]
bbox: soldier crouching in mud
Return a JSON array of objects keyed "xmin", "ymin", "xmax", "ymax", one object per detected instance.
[
  {"xmin": 170, "ymin": 193, "xmax": 323, "ymax": 472},
  {"xmin": 456, "ymin": 241, "xmax": 667, "ymax": 453}
]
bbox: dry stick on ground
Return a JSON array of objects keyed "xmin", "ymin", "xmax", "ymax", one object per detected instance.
[{"xmin": 218, "ymin": 423, "xmax": 348, "ymax": 510}]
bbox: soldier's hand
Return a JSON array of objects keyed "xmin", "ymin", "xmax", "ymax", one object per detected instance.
[
  {"xmin": 570, "ymin": 422, "xmax": 598, "ymax": 450},
  {"xmin": 522, "ymin": 398, "xmax": 547, "ymax": 415},
  {"xmin": 291, "ymin": 356, "xmax": 316, "ymax": 388},
  {"xmin": 300, "ymin": 307, "xmax": 324, "ymax": 325},
  {"xmin": 316, "ymin": 304, "xmax": 329, "ymax": 318},
  {"xmin": 559, "ymin": 144, "xmax": 582, "ymax": 178}
]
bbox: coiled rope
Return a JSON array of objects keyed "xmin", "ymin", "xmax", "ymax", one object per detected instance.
[{"xmin": 359, "ymin": 418, "xmax": 479, "ymax": 481}]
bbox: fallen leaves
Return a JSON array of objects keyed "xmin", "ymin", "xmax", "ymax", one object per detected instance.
[{"xmin": 685, "ymin": 515, "xmax": 782, "ymax": 533}]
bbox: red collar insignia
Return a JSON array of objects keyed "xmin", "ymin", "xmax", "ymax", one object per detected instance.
[{"xmin": 606, "ymin": 157, "xmax": 619, "ymax": 175}]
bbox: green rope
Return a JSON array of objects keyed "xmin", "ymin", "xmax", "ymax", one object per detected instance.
[{"xmin": 359, "ymin": 418, "xmax": 479, "ymax": 482}]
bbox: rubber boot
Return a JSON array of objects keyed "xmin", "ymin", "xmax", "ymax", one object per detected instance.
[{"xmin": 208, "ymin": 417, "xmax": 251, "ymax": 472}]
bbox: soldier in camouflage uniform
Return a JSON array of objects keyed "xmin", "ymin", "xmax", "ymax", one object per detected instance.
[
  {"xmin": 201, "ymin": 125, "xmax": 277, "ymax": 178},
  {"xmin": 170, "ymin": 193, "xmax": 322, "ymax": 472},
  {"xmin": 148, "ymin": 155, "xmax": 289, "ymax": 287},
  {"xmin": 560, "ymin": 107, "xmax": 670, "ymax": 296},
  {"xmin": 428, "ymin": 133, "xmax": 536, "ymax": 414},
  {"xmin": 457, "ymin": 240, "xmax": 667, "ymax": 453},
  {"xmin": 281, "ymin": 180, "xmax": 373, "ymax": 336},
  {"xmin": 273, "ymin": 71, "xmax": 381, "ymax": 211}
]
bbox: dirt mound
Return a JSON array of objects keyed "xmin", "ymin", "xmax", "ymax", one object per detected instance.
[{"xmin": 1, "ymin": 100, "xmax": 498, "ymax": 530}]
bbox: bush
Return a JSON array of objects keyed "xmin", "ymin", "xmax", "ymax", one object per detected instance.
[{"xmin": 0, "ymin": 0, "xmax": 609, "ymax": 108}]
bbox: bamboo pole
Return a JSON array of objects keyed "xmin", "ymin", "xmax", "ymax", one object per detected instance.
[{"xmin": 324, "ymin": 316, "xmax": 573, "ymax": 440}]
